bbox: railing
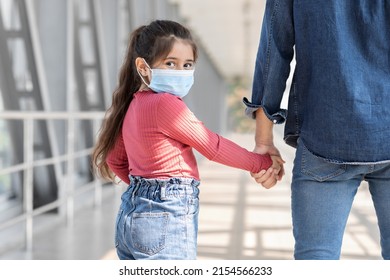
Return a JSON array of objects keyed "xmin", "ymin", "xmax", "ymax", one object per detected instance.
[{"xmin": 0, "ymin": 111, "xmax": 105, "ymax": 252}]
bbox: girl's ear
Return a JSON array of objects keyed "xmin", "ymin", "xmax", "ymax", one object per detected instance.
[{"xmin": 135, "ymin": 57, "xmax": 148, "ymax": 76}]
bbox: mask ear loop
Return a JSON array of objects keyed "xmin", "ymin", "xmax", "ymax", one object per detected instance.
[
  {"xmin": 137, "ymin": 58, "xmax": 153, "ymax": 87},
  {"xmin": 137, "ymin": 69, "xmax": 150, "ymax": 87}
]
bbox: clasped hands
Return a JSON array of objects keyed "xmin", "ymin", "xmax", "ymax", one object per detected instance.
[{"xmin": 251, "ymin": 144, "xmax": 285, "ymax": 189}]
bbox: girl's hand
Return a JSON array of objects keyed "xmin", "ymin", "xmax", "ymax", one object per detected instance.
[
  {"xmin": 251, "ymin": 167, "xmax": 277, "ymax": 189},
  {"xmin": 251, "ymin": 155, "xmax": 285, "ymax": 189},
  {"xmin": 253, "ymin": 143, "xmax": 285, "ymax": 181}
]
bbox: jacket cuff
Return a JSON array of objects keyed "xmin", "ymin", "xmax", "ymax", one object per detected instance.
[{"xmin": 243, "ymin": 97, "xmax": 287, "ymax": 124}]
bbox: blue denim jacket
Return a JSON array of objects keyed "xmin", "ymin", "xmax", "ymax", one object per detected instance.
[{"xmin": 244, "ymin": 0, "xmax": 390, "ymax": 163}]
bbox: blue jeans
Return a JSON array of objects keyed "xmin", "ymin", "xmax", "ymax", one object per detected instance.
[
  {"xmin": 115, "ymin": 176, "xmax": 200, "ymax": 260},
  {"xmin": 292, "ymin": 141, "xmax": 390, "ymax": 260}
]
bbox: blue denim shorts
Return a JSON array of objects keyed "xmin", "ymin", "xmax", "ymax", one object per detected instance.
[{"xmin": 115, "ymin": 176, "xmax": 200, "ymax": 260}]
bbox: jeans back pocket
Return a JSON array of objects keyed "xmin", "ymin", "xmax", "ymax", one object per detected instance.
[
  {"xmin": 301, "ymin": 143, "xmax": 347, "ymax": 182},
  {"xmin": 131, "ymin": 212, "xmax": 169, "ymax": 256}
]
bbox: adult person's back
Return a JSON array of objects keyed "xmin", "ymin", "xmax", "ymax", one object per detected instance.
[{"xmin": 244, "ymin": 0, "xmax": 390, "ymax": 259}]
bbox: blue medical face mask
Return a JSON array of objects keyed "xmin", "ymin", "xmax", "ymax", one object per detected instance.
[{"xmin": 138, "ymin": 59, "xmax": 194, "ymax": 98}]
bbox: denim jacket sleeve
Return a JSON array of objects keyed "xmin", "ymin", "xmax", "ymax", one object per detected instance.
[{"xmin": 244, "ymin": 0, "xmax": 294, "ymax": 123}]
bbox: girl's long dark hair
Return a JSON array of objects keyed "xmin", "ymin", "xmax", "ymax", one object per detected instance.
[{"xmin": 92, "ymin": 20, "xmax": 198, "ymax": 181}]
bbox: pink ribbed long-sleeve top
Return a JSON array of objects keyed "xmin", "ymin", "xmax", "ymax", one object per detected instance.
[{"xmin": 106, "ymin": 90, "xmax": 272, "ymax": 184}]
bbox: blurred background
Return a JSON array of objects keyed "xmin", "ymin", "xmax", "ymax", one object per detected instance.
[{"xmin": 0, "ymin": 0, "xmax": 381, "ymax": 260}]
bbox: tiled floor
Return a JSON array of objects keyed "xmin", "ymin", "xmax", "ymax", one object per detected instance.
[{"xmin": 0, "ymin": 129, "xmax": 382, "ymax": 260}]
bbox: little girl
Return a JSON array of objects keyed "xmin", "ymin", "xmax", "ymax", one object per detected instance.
[{"xmin": 92, "ymin": 20, "xmax": 282, "ymax": 260}]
